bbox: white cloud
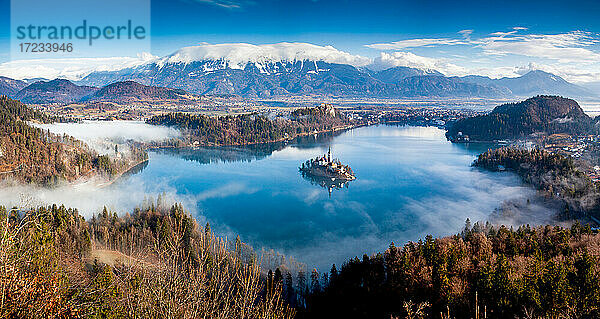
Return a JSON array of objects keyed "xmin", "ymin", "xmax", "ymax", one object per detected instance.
[
  {"xmin": 0, "ymin": 53, "xmax": 157, "ymax": 81},
  {"xmin": 365, "ymin": 29, "xmax": 600, "ymax": 83},
  {"xmin": 515, "ymin": 62, "xmax": 600, "ymax": 83},
  {"xmin": 366, "ymin": 38, "xmax": 468, "ymax": 50},
  {"xmin": 478, "ymin": 31, "xmax": 600, "ymax": 63},
  {"xmin": 1, "ymin": 30, "xmax": 599, "ymax": 86},
  {"xmin": 458, "ymin": 29, "xmax": 473, "ymax": 41},
  {"xmin": 183, "ymin": 0, "xmax": 252, "ymax": 9},
  {"xmin": 458, "ymin": 66, "xmax": 522, "ymax": 79},
  {"xmin": 366, "ymin": 30, "xmax": 600, "ymax": 64},
  {"xmin": 161, "ymin": 42, "xmax": 372, "ymax": 68},
  {"xmin": 0, "ymin": 42, "xmax": 373, "ymax": 80},
  {"xmin": 370, "ymin": 51, "xmax": 468, "ymax": 76}
]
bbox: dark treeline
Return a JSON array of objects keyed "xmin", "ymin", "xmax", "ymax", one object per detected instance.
[
  {"xmin": 0, "ymin": 203, "xmax": 293, "ymax": 318},
  {"xmin": 474, "ymin": 147, "xmax": 600, "ymax": 219},
  {"xmin": 146, "ymin": 103, "xmax": 352, "ymax": 146},
  {"xmin": 0, "ymin": 96, "xmax": 147, "ymax": 184},
  {"xmin": 298, "ymin": 222, "xmax": 600, "ymax": 319}
]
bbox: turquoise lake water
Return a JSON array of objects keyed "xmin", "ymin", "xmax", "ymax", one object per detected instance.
[{"xmin": 114, "ymin": 125, "xmax": 545, "ymax": 270}]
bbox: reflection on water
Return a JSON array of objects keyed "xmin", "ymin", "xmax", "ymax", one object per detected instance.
[
  {"xmin": 156, "ymin": 145, "xmax": 280, "ymax": 165},
  {"xmin": 300, "ymin": 171, "xmax": 353, "ymax": 197},
  {"xmin": 117, "ymin": 125, "xmax": 555, "ymax": 271},
  {"xmin": 154, "ymin": 130, "xmax": 345, "ymax": 165},
  {"xmin": 122, "ymin": 160, "xmax": 149, "ymax": 176}
]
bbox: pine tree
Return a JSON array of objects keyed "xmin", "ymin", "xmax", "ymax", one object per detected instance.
[
  {"xmin": 329, "ymin": 264, "xmax": 338, "ymax": 283},
  {"xmin": 205, "ymin": 222, "xmax": 211, "ymax": 236},
  {"xmin": 285, "ymin": 272, "xmax": 294, "ymax": 305},
  {"xmin": 274, "ymin": 268, "xmax": 283, "ymax": 287},
  {"xmin": 311, "ymin": 269, "xmax": 320, "ymax": 293}
]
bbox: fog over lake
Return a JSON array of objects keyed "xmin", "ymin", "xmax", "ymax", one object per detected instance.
[{"xmin": 0, "ymin": 122, "xmax": 559, "ymax": 270}]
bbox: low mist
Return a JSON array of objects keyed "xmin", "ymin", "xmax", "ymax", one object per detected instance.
[
  {"xmin": 32, "ymin": 120, "xmax": 181, "ymax": 155},
  {"xmin": 0, "ymin": 175, "xmax": 203, "ymax": 222},
  {"xmin": 1, "ymin": 121, "xmax": 184, "ymax": 217}
]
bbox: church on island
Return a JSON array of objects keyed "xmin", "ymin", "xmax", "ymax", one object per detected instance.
[{"xmin": 299, "ymin": 147, "xmax": 356, "ymax": 181}]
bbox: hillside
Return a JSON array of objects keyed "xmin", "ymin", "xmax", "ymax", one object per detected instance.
[
  {"xmin": 82, "ymin": 80, "xmax": 195, "ymax": 104},
  {"xmin": 15, "ymin": 79, "xmax": 98, "ymax": 104},
  {"xmin": 147, "ymin": 103, "xmax": 353, "ymax": 146},
  {"xmin": 300, "ymin": 222, "xmax": 600, "ymax": 319},
  {"xmin": 0, "ymin": 203, "xmax": 293, "ymax": 318},
  {"xmin": 3, "ymin": 201, "xmax": 600, "ymax": 319},
  {"xmin": 7, "ymin": 78, "xmax": 200, "ymax": 107},
  {"xmin": 474, "ymin": 147, "xmax": 600, "ymax": 217},
  {"xmin": 446, "ymin": 95, "xmax": 596, "ymax": 141},
  {"xmin": 397, "ymin": 75, "xmax": 507, "ymax": 97},
  {"xmin": 0, "ymin": 76, "xmax": 27, "ymax": 97},
  {"xmin": 0, "ymin": 96, "xmax": 145, "ymax": 184}
]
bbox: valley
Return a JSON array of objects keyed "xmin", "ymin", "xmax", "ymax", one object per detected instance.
[{"xmin": 2, "ymin": 15, "xmax": 600, "ymax": 317}]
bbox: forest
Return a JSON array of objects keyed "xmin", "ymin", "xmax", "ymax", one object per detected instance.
[
  {"xmin": 2, "ymin": 201, "xmax": 599, "ymax": 318},
  {"xmin": 298, "ymin": 221, "xmax": 600, "ymax": 319},
  {"xmin": 0, "ymin": 202, "xmax": 293, "ymax": 318},
  {"xmin": 0, "ymin": 96, "xmax": 147, "ymax": 184},
  {"xmin": 474, "ymin": 147, "xmax": 600, "ymax": 219},
  {"xmin": 146, "ymin": 103, "xmax": 352, "ymax": 146},
  {"xmin": 446, "ymin": 96, "xmax": 597, "ymax": 141}
]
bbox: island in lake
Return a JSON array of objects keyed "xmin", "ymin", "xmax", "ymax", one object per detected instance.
[{"xmin": 299, "ymin": 147, "xmax": 356, "ymax": 181}]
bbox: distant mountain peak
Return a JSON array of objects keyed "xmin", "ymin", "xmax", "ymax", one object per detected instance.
[
  {"xmin": 15, "ymin": 79, "xmax": 98, "ymax": 104},
  {"xmin": 82, "ymin": 80, "xmax": 191, "ymax": 103},
  {"xmin": 460, "ymin": 70, "xmax": 595, "ymax": 99},
  {"xmin": 73, "ymin": 44, "xmax": 598, "ymax": 99},
  {"xmin": 0, "ymin": 76, "xmax": 27, "ymax": 98},
  {"xmin": 157, "ymin": 43, "xmax": 371, "ymax": 69},
  {"xmin": 372, "ymin": 66, "xmax": 443, "ymax": 83}
]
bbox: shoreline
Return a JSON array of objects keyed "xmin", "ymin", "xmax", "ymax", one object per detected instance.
[
  {"xmin": 146, "ymin": 123, "xmax": 365, "ymax": 150},
  {"xmin": 96, "ymin": 158, "xmax": 149, "ymax": 189}
]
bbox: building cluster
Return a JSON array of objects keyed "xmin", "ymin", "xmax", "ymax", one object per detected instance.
[
  {"xmin": 352, "ymin": 107, "xmax": 485, "ymax": 128},
  {"xmin": 300, "ymin": 147, "xmax": 356, "ymax": 181},
  {"xmin": 539, "ymin": 133, "xmax": 600, "ymax": 182}
]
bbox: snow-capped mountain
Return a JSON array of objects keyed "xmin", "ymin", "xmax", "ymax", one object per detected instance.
[
  {"xmin": 156, "ymin": 43, "xmax": 371, "ymax": 71},
  {"xmin": 80, "ymin": 43, "xmax": 376, "ymax": 95},
  {"xmin": 75, "ymin": 43, "xmax": 596, "ymax": 99},
  {"xmin": 77, "ymin": 43, "xmax": 502, "ymax": 98}
]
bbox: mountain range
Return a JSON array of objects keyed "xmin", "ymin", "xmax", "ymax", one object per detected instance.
[
  {"xmin": 456, "ymin": 70, "xmax": 594, "ymax": 98},
  {"xmin": 70, "ymin": 45, "xmax": 597, "ymax": 99},
  {"xmin": 2, "ymin": 79, "xmax": 198, "ymax": 105},
  {"xmin": 78, "ymin": 57, "xmax": 594, "ymax": 99},
  {"xmin": 0, "ymin": 46, "xmax": 598, "ymax": 103}
]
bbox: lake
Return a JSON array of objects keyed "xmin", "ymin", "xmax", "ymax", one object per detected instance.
[{"xmin": 108, "ymin": 124, "xmax": 553, "ymax": 270}]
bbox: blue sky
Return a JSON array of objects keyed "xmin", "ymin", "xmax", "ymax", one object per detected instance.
[{"xmin": 1, "ymin": 0, "xmax": 599, "ymax": 83}]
